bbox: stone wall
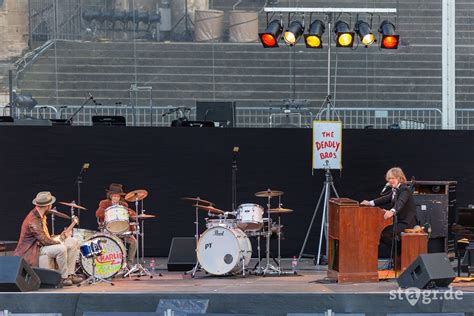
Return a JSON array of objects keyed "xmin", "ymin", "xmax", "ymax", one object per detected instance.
[{"xmin": 0, "ymin": 0, "xmax": 29, "ymax": 61}]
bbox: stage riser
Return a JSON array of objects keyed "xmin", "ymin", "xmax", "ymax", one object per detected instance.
[{"xmin": 0, "ymin": 293, "xmax": 472, "ymax": 316}]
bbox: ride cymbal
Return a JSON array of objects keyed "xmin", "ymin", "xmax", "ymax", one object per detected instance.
[
  {"xmin": 196, "ymin": 205, "xmax": 225, "ymax": 215},
  {"xmin": 125, "ymin": 189, "xmax": 148, "ymax": 202},
  {"xmin": 59, "ymin": 201, "xmax": 87, "ymax": 210},
  {"xmin": 268, "ymin": 207, "xmax": 294, "ymax": 214},
  {"xmin": 255, "ymin": 190, "xmax": 284, "ymax": 198},
  {"xmin": 181, "ymin": 197, "xmax": 215, "ymax": 206},
  {"xmin": 48, "ymin": 208, "xmax": 71, "ymax": 219}
]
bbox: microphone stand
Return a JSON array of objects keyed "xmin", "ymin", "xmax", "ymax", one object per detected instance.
[
  {"xmin": 231, "ymin": 149, "xmax": 238, "ymax": 212},
  {"xmin": 65, "ymin": 93, "xmax": 94, "ymax": 125},
  {"xmin": 74, "ymin": 166, "xmax": 86, "ymax": 226}
]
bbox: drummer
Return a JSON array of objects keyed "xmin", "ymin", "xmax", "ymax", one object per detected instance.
[{"xmin": 96, "ymin": 183, "xmax": 137, "ymax": 267}]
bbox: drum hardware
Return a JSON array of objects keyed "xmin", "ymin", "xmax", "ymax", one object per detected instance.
[
  {"xmin": 59, "ymin": 201, "xmax": 87, "ymax": 228},
  {"xmin": 124, "ymin": 190, "xmax": 152, "ymax": 278},
  {"xmin": 231, "ymin": 146, "xmax": 239, "ymax": 212},
  {"xmin": 254, "ymin": 189, "xmax": 294, "ymax": 276},
  {"xmin": 131, "ymin": 211, "xmax": 156, "ymax": 268},
  {"xmin": 78, "ymin": 238, "xmax": 114, "ymax": 286}
]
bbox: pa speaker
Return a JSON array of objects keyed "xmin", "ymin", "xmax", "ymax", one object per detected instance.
[
  {"xmin": 0, "ymin": 256, "xmax": 41, "ymax": 292},
  {"xmin": 397, "ymin": 253, "xmax": 455, "ymax": 289},
  {"xmin": 32, "ymin": 267, "xmax": 62, "ymax": 288},
  {"xmin": 167, "ymin": 237, "xmax": 196, "ymax": 271}
]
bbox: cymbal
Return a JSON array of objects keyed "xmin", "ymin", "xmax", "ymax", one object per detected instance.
[
  {"xmin": 268, "ymin": 207, "xmax": 294, "ymax": 214},
  {"xmin": 255, "ymin": 190, "xmax": 284, "ymax": 198},
  {"xmin": 181, "ymin": 197, "xmax": 215, "ymax": 206},
  {"xmin": 130, "ymin": 214, "xmax": 156, "ymax": 220},
  {"xmin": 196, "ymin": 205, "xmax": 225, "ymax": 215},
  {"xmin": 125, "ymin": 189, "xmax": 148, "ymax": 202},
  {"xmin": 48, "ymin": 208, "xmax": 71, "ymax": 220},
  {"xmin": 59, "ymin": 201, "xmax": 87, "ymax": 210}
]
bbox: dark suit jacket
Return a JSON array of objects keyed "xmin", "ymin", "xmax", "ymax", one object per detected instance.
[
  {"xmin": 14, "ymin": 208, "xmax": 60, "ymax": 267},
  {"xmin": 373, "ymin": 183, "xmax": 417, "ymax": 232}
]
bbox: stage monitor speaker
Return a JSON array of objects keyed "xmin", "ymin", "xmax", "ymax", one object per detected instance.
[
  {"xmin": 397, "ymin": 253, "xmax": 455, "ymax": 289},
  {"xmin": 0, "ymin": 256, "xmax": 40, "ymax": 292},
  {"xmin": 196, "ymin": 101, "xmax": 236, "ymax": 127},
  {"xmin": 92, "ymin": 116, "xmax": 126, "ymax": 126},
  {"xmin": 167, "ymin": 237, "xmax": 196, "ymax": 271},
  {"xmin": 32, "ymin": 267, "xmax": 62, "ymax": 288}
]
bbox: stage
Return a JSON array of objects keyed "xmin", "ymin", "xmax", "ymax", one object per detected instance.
[{"xmin": 0, "ymin": 259, "xmax": 473, "ymax": 316}]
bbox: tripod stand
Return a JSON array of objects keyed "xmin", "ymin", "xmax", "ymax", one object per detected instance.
[
  {"xmin": 124, "ymin": 197, "xmax": 151, "ymax": 278},
  {"xmin": 171, "ymin": 0, "xmax": 193, "ymax": 40},
  {"xmin": 298, "ymin": 168, "xmax": 339, "ymax": 265}
]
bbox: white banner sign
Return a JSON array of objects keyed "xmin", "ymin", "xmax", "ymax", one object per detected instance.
[{"xmin": 312, "ymin": 121, "xmax": 342, "ymax": 170}]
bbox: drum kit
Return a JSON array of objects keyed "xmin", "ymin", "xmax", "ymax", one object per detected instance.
[
  {"xmin": 51, "ymin": 189, "xmax": 157, "ymax": 284},
  {"xmin": 183, "ymin": 189, "xmax": 294, "ymax": 277}
]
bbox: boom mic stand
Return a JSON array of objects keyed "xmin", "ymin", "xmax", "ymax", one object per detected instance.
[{"xmin": 74, "ymin": 163, "xmax": 89, "ymax": 226}]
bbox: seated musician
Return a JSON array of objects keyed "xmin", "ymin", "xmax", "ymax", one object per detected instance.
[
  {"xmin": 361, "ymin": 167, "xmax": 417, "ymax": 258},
  {"xmin": 96, "ymin": 183, "xmax": 137, "ymax": 267},
  {"xmin": 14, "ymin": 192, "xmax": 82, "ymax": 286}
]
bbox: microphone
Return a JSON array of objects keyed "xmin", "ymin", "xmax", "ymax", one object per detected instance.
[
  {"xmin": 380, "ymin": 182, "xmax": 391, "ymax": 195},
  {"xmin": 82, "ymin": 162, "xmax": 90, "ymax": 172},
  {"xmin": 232, "ymin": 146, "xmax": 239, "ymax": 163}
]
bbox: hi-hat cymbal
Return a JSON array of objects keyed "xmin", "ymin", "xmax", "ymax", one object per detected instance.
[
  {"xmin": 268, "ymin": 207, "xmax": 294, "ymax": 214},
  {"xmin": 130, "ymin": 214, "xmax": 156, "ymax": 220},
  {"xmin": 48, "ymin": 208, "xmax": 71, "ymax": 219},
  {"xmin": 59, "ymin": 201, "xmax": 87, "ymax": 210},
  {"xmin": 255, "ymin": 190, "xmax": 284, "ymax": 198},
  {"xmin": 125, "ymin": 189, "xmax": 148, "ymax": 202},
  {"xmin": 196, "ymin": 205, "xmax": 225, "ymax": 215},
  {"xmin": 181, "ymin": 197, "xmax": 215, "ymax": 206}
]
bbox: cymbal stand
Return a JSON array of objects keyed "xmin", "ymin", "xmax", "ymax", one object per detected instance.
[
  {"xmin": 141, "ymin": 199, "xmax": 145, "ymax": 265},
  {"xmin": 259, "ymin": 193, "xmax": 282, "ymax": 276},
  {"xmin": 50, "ymin": 213, "xmax": 56, "ymax": 235},
  {"xmin": 124, "ymin": 196, "xmax": 151, "ymax": 278},
  {"xmin": 187, "ymin": 201, "xmax": 202, "ymax": 277}
]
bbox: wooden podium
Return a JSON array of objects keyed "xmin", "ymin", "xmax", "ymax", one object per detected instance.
[{"xmin": 328, "ymin": 198, "xmax": 393, "ymax": 283}]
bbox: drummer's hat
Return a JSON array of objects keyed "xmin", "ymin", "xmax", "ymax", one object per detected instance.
[{"xmin": 106, "ymin": 183, "xmax": 126, "ymax": 196}]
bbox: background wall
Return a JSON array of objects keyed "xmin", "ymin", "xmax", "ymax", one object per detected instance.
[{"xmin": 0, "ymin": 126, "xmax": 472, "ymax": 257}]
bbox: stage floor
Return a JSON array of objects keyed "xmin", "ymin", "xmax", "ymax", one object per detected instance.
[{"xmin": 1, "ymin": 259, "xmax": 473, "ymax": 316}]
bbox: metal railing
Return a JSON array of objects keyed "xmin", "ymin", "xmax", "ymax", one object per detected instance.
[{"xmin": 4, "ymin": 105, "xmax": 451, "ymax": 129}]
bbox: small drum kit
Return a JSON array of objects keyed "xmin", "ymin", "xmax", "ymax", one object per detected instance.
[
  {"xmin": 183, "ymin": 189, "xmax": 294, "ymax": 277},
  {"xmin": 52, "ymin": 189, "xmax": 157, "ymax": 284}
]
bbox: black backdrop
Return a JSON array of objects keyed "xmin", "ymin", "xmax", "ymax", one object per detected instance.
[{"xmin": 1, "ymin": 126, "xmax": 473, "ymax": 257}]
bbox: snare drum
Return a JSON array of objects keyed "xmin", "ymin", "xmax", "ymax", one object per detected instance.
[
  {"xmin": 104, "ymin": 205, "xmax": 129, "ymax": 234},
  {"xmin": 205, "ymin": 218, "xmax": 238, "ymax": 229},
  {"xmin": 236, "ymin": 203, "xmax": 264, "ymax": 231}
]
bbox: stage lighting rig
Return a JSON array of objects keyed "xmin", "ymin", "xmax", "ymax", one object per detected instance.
[
  {"xmin": 259, "ymin": 19, "xmax": 283, "ymax": 48},
  {"xmin": 334, "ymin": 20, "xmax": 354, "ymax": 48},
  {"xmin": 283, "ymin": 20, "xmax": 304, "ymax": 46},
  {"xmin": 379, "ymin": 20, "xmax": 399, "ymax": 49},
  {"xmin": 304, "ymin": 19, "xmax": 325, "ymax": 49},
  {"xmin": 355, "ymin": 20, "xmax": 375, "ymax": 47}
]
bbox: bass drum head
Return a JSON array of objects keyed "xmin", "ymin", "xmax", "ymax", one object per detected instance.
[
  {"xmin": 80, "ymin": 233, "xmax": 126, "ymax": 279},
  {"xmin": 197, "ymin": 227, "xmax": 252, "ymax": 275}
]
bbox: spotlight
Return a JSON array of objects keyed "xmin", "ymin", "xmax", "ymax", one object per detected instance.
[
  {"xmin": 355, "ymin": 20, "xmax": 375, "ymax": 47},
  {"xmin": 379, "ymin": 20, "xmax": 399, "ymax": 49},
  {"xmin": 334, "ymin": 21, "xmax": 354, "ymax": 47},
  {"xmin": 259, "ymin": 19, "xmax": 283, "ymax": 48},
  {"xmin": 283, "ymin": 20, "xmax": 304, "ymax": 46},
  {"xmin": 304, "ymin": 19, "xmax": 325, "ymax": 49}
]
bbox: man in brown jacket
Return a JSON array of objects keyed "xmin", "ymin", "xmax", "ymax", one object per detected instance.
[
  {"xmin": 14, "ymin": 192, "xmax": 81, "ymax": 286},
  {"xmin": 96, "ymin": 183, "xmax": 137, "ymax": 267}
]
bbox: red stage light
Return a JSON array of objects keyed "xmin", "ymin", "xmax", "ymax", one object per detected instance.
[
  {"xmin": 382, "ymin": 35, "xmax": 399, "ymax": 49},
  {"xmin": 261, "ymin": 34, "xmax": 277, "ymax": 47}
]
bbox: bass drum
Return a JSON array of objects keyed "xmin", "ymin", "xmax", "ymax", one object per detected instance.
[
  {"xmin": 80, "ymin": 233, "xmax": 126, "ymax": 279},
  {"xmin": 197, "ymin": 226, "xmax": 252, "ymax": 275}
]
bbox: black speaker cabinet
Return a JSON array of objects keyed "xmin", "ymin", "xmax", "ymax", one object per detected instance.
[
  {"xmin": 0, "ymin": 256, "xmax": 41, "ymax": 292},
  {"xmin": 32, "ymin": 267, "xmax": 62, "ymax": 288},
  {"xmin": 167, "ymin": 237, "xmax": 197, "ymax": 271},
  {"xmin": 397, "ymin": 253, "xmax": 455, "ymax": 289}
]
